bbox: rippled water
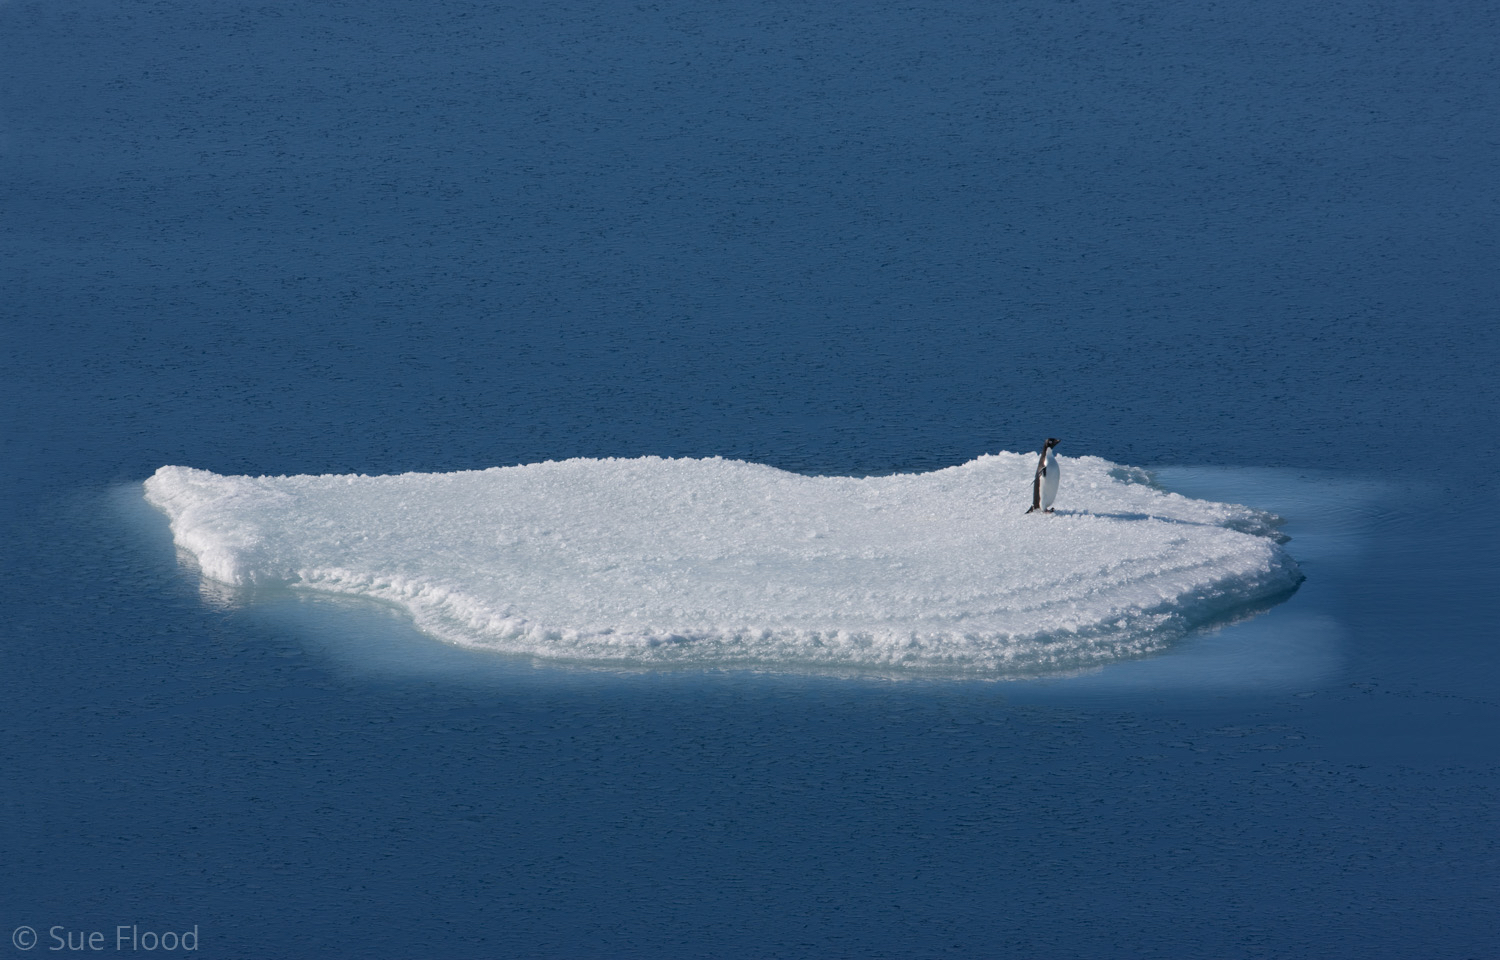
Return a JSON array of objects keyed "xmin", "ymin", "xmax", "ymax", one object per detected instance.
[{"xmin": 4, "ymin": 0, "xmax": 1497, "ymax": 956}]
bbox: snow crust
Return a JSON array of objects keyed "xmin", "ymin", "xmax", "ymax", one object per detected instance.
[{"xmin": 143, "ymin": 454, "xmax": 1302, "ymax": 674}]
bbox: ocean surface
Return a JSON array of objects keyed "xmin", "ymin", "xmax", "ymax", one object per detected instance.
[{"xmin": 4, "ymin": 1, "xmax": 1497, "ymax": 956}]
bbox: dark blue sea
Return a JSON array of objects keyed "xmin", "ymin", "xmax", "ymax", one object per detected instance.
[{"xmin": 4, "ymin": 1, "xmax": 1497, "ymax": 956}]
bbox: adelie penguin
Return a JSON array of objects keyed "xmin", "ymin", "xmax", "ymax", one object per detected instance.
[{"xmin": 1026, "ymin": 438, "xmax": 1061, "ymax": 514}]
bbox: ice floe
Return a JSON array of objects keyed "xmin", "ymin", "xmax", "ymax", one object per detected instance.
[{"xmin": 144, "ymin": 454, "xmax": 1302, "ymax": 674}]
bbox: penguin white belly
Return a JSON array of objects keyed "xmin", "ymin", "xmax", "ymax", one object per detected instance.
[{"xmin": 1040, "ymin": 452, "xmax": 1059, "ymax": 510}]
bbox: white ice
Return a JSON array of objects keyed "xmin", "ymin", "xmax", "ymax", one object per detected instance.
[{"xmin": 143, "ymin": 454, "xmax": 1302, "ymax": 674}]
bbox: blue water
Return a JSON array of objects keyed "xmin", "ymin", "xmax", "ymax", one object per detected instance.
[{"xmin": 4, "ymin": 1, "xmax": 1497, "ymax": 956}]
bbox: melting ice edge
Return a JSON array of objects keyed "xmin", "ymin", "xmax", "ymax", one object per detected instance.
[{"xmin": 144, "ymin": 453, "xmax": 1303, "ymax": 675}]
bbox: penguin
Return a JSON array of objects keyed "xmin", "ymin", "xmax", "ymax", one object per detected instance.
[{"xmin": 1026, "ymin": 438, "xmax": 1061, "ymax": 514}]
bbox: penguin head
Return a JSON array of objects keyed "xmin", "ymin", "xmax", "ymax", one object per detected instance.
[{"xmin": 1045, "ymin": 437, "xmax": 1061, "ymax": 449}]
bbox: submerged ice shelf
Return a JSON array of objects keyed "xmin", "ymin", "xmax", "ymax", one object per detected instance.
[{"xmin": 143, "ymin": 454, "xmax": 1302, "ymax": 674}]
